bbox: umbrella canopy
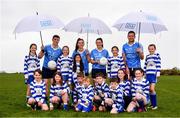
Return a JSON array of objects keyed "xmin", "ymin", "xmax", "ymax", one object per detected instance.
[
  {"xmin": 14, "ymin": 13, "xmax": 64, "ymax": 45},
  {"xmin": 63, "ymin": 16, "xmax": 112, "ymax": 49},
  {"xmin": 113, "ymin": 11, "xmax": 168, "ymax": 41}
]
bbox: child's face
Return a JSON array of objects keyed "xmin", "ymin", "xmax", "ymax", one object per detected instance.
[
  {"xmin": 110, "ymin": 82, "xmax": 118, "ymax": 89},
  {"xmin": 83, "ymin": 80, "xmax": 90, "ymax": 88},
  {"xmin": 77, "ymin": 76, "xmax": 83, "ymax": 84},
  {"xmin": 34, "ymin": 72, "xmax": 42, "ymax": 81},
  {"xmin": 118, "ymin": 70, "xmax": 125, "ymax": 81},
  {"xmin": 148, "ymin": 46, "xmax": 156, "ymax": 55},
  {"xmin": 75, "ymin": 55, "xmax": 81, "ymax": 63},
  {"xmin": 30, "ymin": 45, "xmax": 37, "ymax": 55},
  {"xmin": 96, "ymin": 76, "xmax": 104, "ymax": 85},
  {"xmin": 62, "ymin": 47, "xmax": 69, "ymax": 56},
  {"xmin": 135, "ymin": 70, "xmax": 143, "ymax": 80},
  {"xmin": 112, "ymin": 48, "xmax": 119, "ymax": 56},
  {"xmin": 55, "ymin": 74, "xmax": 61, "ymax": 83}
]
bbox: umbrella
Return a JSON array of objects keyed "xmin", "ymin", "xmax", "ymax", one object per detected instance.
[
  {"xmin": 63, "ymin": 14, "xmax": 112, "ymax": 49},
  {"xmin": 14, "ymin": 12, "xmax": 64, "ymax": 45},
  {"xmin": 113, "ymin": 11, "xmax": 168, "ymax": 42}
]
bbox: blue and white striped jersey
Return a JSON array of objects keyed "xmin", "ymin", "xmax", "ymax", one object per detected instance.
[
  {"xmin": 144, "ymin": 53, "xmax": 161, "ymax": 75},
  {"xmin": 30, "ymin": 80, "xmax": 46, "ymax": 103},
  {"xmin": 73, "ymin": 83, "xmax": 84, "ymax": 103},
  {"xmin": 119, "ymin": 80, "xmax": 131, "ymax": 96},
  {"xmin": 50, "ymin": 82, "xmax": 69, "ymax": 100},
  {"xmin": 107, "ymin": 56, "xmax": 125, "ymax": 78},
  {"xmin": 80, "ymin": 85, "xmax": 94, "ymax": 103},
  {"xmin": 24, "ymin": 55, "xmax": 40, "ymax": 78},
  {"xmin": 109, "ymin": 85, "xmax": 124, "ymax": 110},
  {"xmin": 57, "ymin": 55, "xmax": 73, "ymax": 81},
  {"xmin": 94, "ymin": 82, "xmax": 110, "ymax": 98},
  {"xmin": 131, "ymin": 78, "xmax": 150, "ymax": 100}
]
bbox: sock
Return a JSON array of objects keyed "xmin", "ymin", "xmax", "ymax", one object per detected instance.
[
  {"xmin": 63, "ymin": 103, "xmax": 68, "ymax": 110},
  {"xmin": 138, "ymin": 100, "xmax": 144, "ymax": 109},
  {"xmin": 151, "ymin": 93, "xmax": 157, "ymax": 107}
]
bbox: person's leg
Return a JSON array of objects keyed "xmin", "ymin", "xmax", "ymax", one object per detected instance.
[
  {"xmin": 126, "ymin": 101, "xmax": 137, "ymax": 112},
  {"xmin": 62, "ymin": 92, "xmax": 68, "ymax": 110},
  {"xmin": 150, "ymin": 83, "xmax": 157, "ymax": 109}
]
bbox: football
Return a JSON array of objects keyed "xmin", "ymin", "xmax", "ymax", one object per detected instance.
[
  {"xmin": 47, "ymin": 60, "xmax": 57, "ymax": 70},
  {"xmin": 99, "ymin": 57, "xmax": 108, "ymax": 65}
]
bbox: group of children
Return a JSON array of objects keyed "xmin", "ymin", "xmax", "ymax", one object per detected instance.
[{"xmin": 24, "ymin": 43, "xmax": 161, "ymax": 113}]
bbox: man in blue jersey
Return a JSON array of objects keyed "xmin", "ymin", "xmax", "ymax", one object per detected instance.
[
  {"xmin": 122, "ymin": 31, "xmax": 144, "ymax": 80},
  {"xmin": 38, "ymin": 35, "xmax": 62, "ymax": 95}
]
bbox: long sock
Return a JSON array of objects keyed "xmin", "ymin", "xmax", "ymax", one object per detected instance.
[
  {"xmin": 151, "ymin": 93, "xmax": 157, "ymax": 107},
  {"xmin": 150, "ymin": 94, "xmax": 153, "ymax": 106},
  {"xmin": 138, "ymin": 100, "xmax": 144, "ymax": 109},
  {"xmin": 64, "ymin": 103, "xmax": 68, "ymax": 110}
]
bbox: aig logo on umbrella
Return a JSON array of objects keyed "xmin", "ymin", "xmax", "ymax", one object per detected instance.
[
  {"xmin": 40, "ymin": 20, "xmax": 53, "ymax": 27},
  {"xmin": 125, "ymin": 23, "xmax": 136, "ymax": 29},
  {"xmin": 81, "ymin": 23, "xmax": 94, "ymax": 32}
]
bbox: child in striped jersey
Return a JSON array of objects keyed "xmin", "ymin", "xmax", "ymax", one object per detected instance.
[
  {"xmin": 24, "ymin": 44, "xmax": 40, "ymax": 104},
  {"xmin": 28, "ymin": 70, "xmax": 48, "ymax": 111},
  {"xmin": 127, "ymin": 69, "xmax": 149, "ymax": 112},
  {"xmin": 75, "ymin": 78, "xmax": 94, "ymax": 112},
  {"xmin": 72, "ymin": 72, "xmax": 84, "ymax": 108},
  {"xmin": 57, "ymin": 46, "xmax": 73, "ymax": 85},
  {"xmin": 94, "ymin": 73, "xmax": 110, "ymax": 112},
  {"xmin": 49, "ymin": 72, "xmax": 69, "ymax": 111},
  {"xmin": 107, "ymin": 46, "xmax": 125, "ymax": 79},
  {"xmin": 71, "ymin": 54, "xmax": 84, "ymax": 86},
  {"xmin": 117, "ymin": 69, "xmax": 131, "ymax": 109},
  {"xmin": 144, "ymin": 44, "xmax": 161, "ymax": 110},
  {"xmin": 105, "ymin": 78, "xmax": 124, "ymax": 114}
]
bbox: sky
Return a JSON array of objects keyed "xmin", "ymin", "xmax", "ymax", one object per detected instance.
[{"xmin": 0, "ymin": 0, "xmax": 180, "ymax": 73}]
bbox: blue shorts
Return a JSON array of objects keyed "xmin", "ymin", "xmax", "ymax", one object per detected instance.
[
  {"xmin": 42, "ymin": 67, "xmax": 57, "ymax": 79},
  {"xmin": 76, "ymin": 102, "xmax": 93, "ymax": 112},
  {"xmin": 27, "ymin": 75, "xmax": 34, "ymax": 84},
  {"xmin": 91, "ymin": 68, "xmax": 106, "ymax": 78},
  {"xmin": 146, "ymin": 74, "xmax": 157, "ymax": 83}
]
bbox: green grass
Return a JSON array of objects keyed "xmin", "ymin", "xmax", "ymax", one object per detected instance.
[{"xmin": 0, "ymin": 73, "xmax": 180, "ymax": 117}]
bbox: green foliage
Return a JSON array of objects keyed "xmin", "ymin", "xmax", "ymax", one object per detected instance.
[
  {"xmin": 0, "ymin": 73, "xmax": 180, "ymax": 117},
  {"xmin": 161, "ymin": 67, "xmax": 180, "ymax": 75}
]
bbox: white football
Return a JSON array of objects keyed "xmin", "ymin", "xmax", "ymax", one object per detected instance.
[
  {"xmin": 99, "ymin": 57, "xmax": 108, "ymax": 65},
  {"xmin": 48, "ymin": 60, "xmax": 57, "ymax": 70}
]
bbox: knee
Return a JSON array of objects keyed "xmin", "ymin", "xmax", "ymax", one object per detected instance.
[
  {"xmin": 28, "ymin": 98, "xmax": 35, "ymax": 104},
  {"xmin": 42, "ymin": 104, "xmax": 49, "ymax": 111}
]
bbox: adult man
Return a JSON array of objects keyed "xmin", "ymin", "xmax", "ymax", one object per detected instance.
[
  {"xmin": 38, "ymin": 35, "xmax": 62, "ymax": 95},
  {"xmin": 122, "ymin": 31, "xmax": 144, "ymax": 79}
]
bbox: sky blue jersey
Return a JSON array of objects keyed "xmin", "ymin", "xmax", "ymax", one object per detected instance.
[
  {"xmin": 91, "ymin": 48, "xmax": 109, "ymax": 69},
  {"xmin": 43, "ymin": 45, "xmax": 62, "ymax": 68},
  {"xmin": 122, "ymin": 42, "xmax": 143, "ymax": 68}
]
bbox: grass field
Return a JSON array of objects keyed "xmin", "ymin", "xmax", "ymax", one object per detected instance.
[{"xmin": 0, "ymin": 73, "xmax": 180, "ymax": 117}]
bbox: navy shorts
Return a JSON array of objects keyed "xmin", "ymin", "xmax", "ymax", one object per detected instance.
[
  {"xmin": 91, "ymin": 69, "xmax": 106, "ymax": 78},
  {"xmin": 42, "ymin": 67, "xmax": 57, "ymax": 79},
  {"xmin": 146, "ymin": 74, "xmax": 157, "ymax": 83}
]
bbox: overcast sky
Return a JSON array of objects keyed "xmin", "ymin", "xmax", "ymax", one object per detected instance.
[{"xmin": 0, "ymin": 0, "xmax": 180, "ymax": 73}]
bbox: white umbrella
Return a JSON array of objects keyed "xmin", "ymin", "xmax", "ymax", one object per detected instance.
[
  {"xmin": 63, "ymin": 14, "xmax": 112, "ymax": 49},
  {"xmin": 113, "ymin": 11, "xmax": 168, "ymax": 42},
  {"xmin": 14, "ymin": 12, "xmax": 64, "ymax": 45}
]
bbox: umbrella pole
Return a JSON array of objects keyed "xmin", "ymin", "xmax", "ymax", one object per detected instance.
[
  {"xmin": 40, "ymin": 31, "xmax": 44, "ymax": 46},
  {"xmin": 138, "ymin": 22, "xmax": 141, "ymax": 47},
  {"xmin": 86, "ymin": 32, "xmax": 89, "ymax": 49}
]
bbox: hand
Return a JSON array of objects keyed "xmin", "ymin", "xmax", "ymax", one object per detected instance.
[
  {"xmin": 132, "ymin": 97, "xmax": 137, "ymax": 101},
  {"xmin": 41, "ymin": 45, "xmax": 44, "ymax": 52},
  {"xmin": 24, "ymin": 78, "xmax": 28, "ymax": 84},
  {"xmin": 136, "ymin": 48, "xmax": 143, "ymax": 53},
  {"xmin": 156, "ymin": 72, "xmax": 160, "ymax": 77},
  {"xmin": 38, "ymin": 101, "xmax": 42, "ymax": 107},
  {"xmin": 61, "ymin": 91, "xmax": 65, "ymax": 95}
]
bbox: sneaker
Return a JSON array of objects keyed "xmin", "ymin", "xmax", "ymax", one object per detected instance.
[
  {"xmin": 26, "ymin": 103, "xmax": 31, "ymax": 107},
  {"xmin": 31, "ymin": 104, "xmax": 37, "ymax": 111},
  {"xmin": 152, "ymin": 106, "xmax": 158, "ymax": 110}
]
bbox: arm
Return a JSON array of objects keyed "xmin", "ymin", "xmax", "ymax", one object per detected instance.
[
  {"xmin": 23, "ymin": 56, "xmax": 28, "ymax": 79},
  {"xmin": 85, "ymin": 49, "xmax": 91, "ymax": 63},
  {"xmin": 107, "ymin": 58, "xmax": 111, "ymax": 78},
  {"xmin": 40, "ymin": 83, "xmax": 46, "ymax": 103},
  {"xmin": 38, "ymin": 45, "xmax": 45, "ymax": 59},
  {"xmin": 156, "ymin": 53, "xmax": 161, "ymax": 77}
]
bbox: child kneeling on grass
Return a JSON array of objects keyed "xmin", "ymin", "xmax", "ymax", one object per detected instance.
[
  {"xmin": 75, "ymin": 78, "xmax": 94, "ymax": 112},
  {"xmin": 127, "ymin": 68, "xmax": 150, "ymax": 112},
  {"xmin": 93, "ymin": 73, "xmax": 110, "ymax": 112},
  {"xmin": 28, "ymin": 69, "xmax": 48, "ymax": 111},
  {"xmin": 49, "ymin": 72, "xmax": 69, "ymax": 111},
  {"xmin": 105, "ymin": 78, "xmax": 124, "ymax": 114}
]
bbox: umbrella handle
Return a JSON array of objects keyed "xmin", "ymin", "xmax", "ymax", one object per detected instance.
[{"xmin": 40, "ymin": 31, "xmax": 44, "ymax": 46}]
